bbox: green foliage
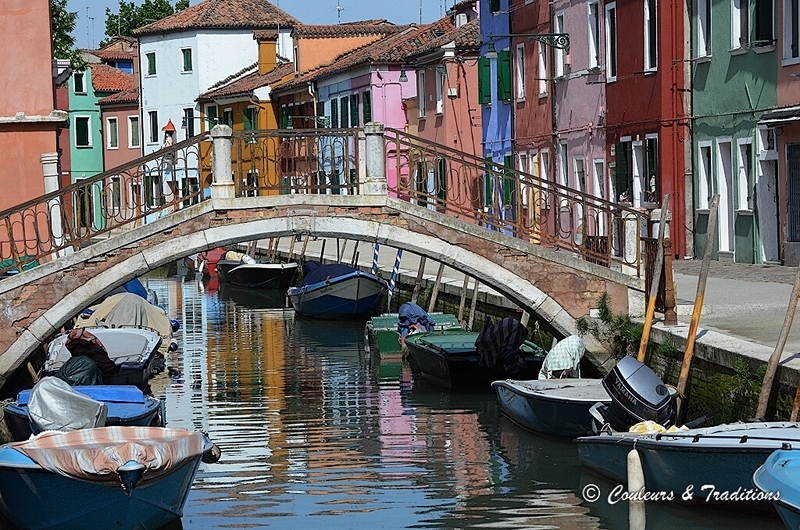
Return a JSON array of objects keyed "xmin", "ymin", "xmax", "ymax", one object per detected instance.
[
  {"xmin": 577, "ymin": 292, "xmax": 644, "ymax": 359},
  {"xmin": 51, "ymin": 0, "xmax": 86, "ymax": 71},
  {"xmin": 102, "ymin": 0, "xmax": 189, "ymax": 44}
]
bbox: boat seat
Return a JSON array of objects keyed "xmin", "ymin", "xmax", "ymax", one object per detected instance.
[{"xmin": 27, "ymin": 377, "xmax": 108, "ymax": 436}]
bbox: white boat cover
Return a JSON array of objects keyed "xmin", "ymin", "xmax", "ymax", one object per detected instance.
[
  {"xmin": 78, "ymin": 292, "xmax": 173, "ymax": 349},
  {"xmin": 538, "ymin": 335, "xmax": 586, "ymax": 379},
  {"xmin": 12, "ymin": 426, "xmax": 208, "ymax": 485},
  {"xmin": 27, "ymin": 377, "xmax": 108, "ymax": 435}
]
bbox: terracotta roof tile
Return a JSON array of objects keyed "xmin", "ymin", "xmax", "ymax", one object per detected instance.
[
  {"xmin": 133, "ymin": 0, "xmax": 299, "ymax": 36},
  {"xmin": 91, "ymin": 64, "xmax": 136, "ymax": 93},
  {"xmin": 90, "ymin": 37, "xmax": 138, "ymax": 61},
  {"xmin": 98, "ymin": 88, "xmax": 139, "ymax": 105},
  {"xmin": 407, "ymin": 18, "xmax": 481, "ymax": 58},
  {"xmin": 292, "ymin": 21, "xmax": 402, "ymax": 38},
  {"xmin": 198, "ymin": 62, "xmax": 295, "ymax": 100}
]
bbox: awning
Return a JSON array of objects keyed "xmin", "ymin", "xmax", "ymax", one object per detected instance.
[{"xmin": 759, "ymin": 105, "xmax": 800, "ymax": 127}]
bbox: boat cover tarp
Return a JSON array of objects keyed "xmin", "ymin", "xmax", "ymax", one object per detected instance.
[
  {"xmin": 300, "ymin": 261, "xmax": 360, "ymax": 287},
  {"xmin": 475, "ymin": 317, "xmax": 528, "ymax": 371},
  {"xmin": 538, "ymin": 335, "xmax": 586, "ymax": 379},
  {"xmin": 397, "ymin": 302, "xmax": 437, "ymax": 340},
  {"xmin": 78, "ymin": 293, "xmax": 173, "ymax": 349},
  {"xmin": 13, "ymin": 426, "xmax": 208, "ymax": 485},
  {"xmin": 55, "ymin": 355, "xmax": 105, "ymax": 386},
  {"xmin": 62, "ymin": 328, "xmax": 119, "ymax": 378},
  {"xmin": 27, "ymin": 377, "xmax": 108, "ymax": 435}
]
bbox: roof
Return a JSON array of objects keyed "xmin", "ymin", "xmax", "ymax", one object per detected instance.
[
  {"xmin": 91, "ymin": 64, "xmax": 136, "ymax": 93},
  {"xmin": 274, "ymin": 19, "xmax": 454, "ymax": 92},
  {"xmin": 98, "ymin": 88, "xmax": 139, "ymax": 105},
  {"xmin": 198, "ymin": 62, "xmax": 295, "ymax": 100},
  {"xmin": 133, "ymin": 0, "xmax": 299, "ymax": 36},
  {"xmin": 291, "ymin": 21, "xmax": 401, "ymax": 38},
  {"xmin": 90, "ymin": 37, "xmax": 137, "ymax": 62},
  {"xmin": 406, "ymin": 18, "xmax": 481, "ymax": 60}
]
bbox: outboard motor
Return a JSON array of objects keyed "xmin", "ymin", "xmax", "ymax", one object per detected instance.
[{"xmin": 592, "ymin": 356, "xmax": 676, "ymax": 432}]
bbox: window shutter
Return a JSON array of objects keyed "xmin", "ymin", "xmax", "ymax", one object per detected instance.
[
  {"xmin": 478, "ymin": 57, "xmax": 491, "ymax": 105},
  {"xmin": 484, "ymin": 157, "xmax": 494, "ymax": 206},
  {"xmin": 331, "ymin": 101, "xmax": 339, "ymax": 128},
  {"xmin": 350, "ymin": 93, "xmax": 359, "ymax": 127},
  {"xmin": 503, "ymin": 155, "xmax": 514, "ymax": 205},
  {"xmin": 498, "ymin": 50, "xmax": 512, "ymax": 101},
  {"xmin": 615, "ymin": 142, "xmax": 630, "ymax": 200},
  {"xmin": 363, "ymin": 90, "xmax": 372, "ymax": 123}
]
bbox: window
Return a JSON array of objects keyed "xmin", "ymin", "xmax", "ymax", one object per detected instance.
[
  {"xmin": 644, "ymin": 136, "xmax": 659, "ymax": 203},
  {"xmin": 592, "ymin": 159, "xmax": 606, "ymax": 199},
  {"xmin": 244, "ymin": 106, "xmax": 257, "ymax": 142},
  {"xmin": 645, "ymin": 0, "xmax": 657, "ymax": 70},
  {"xmin": 73, "ymin": 72, "xmax": 85, "ymax": 94},
  {"xmin": 435, "ymin": 70, "xmax": 444, "ymax": 114},
  {"xmin": 418, "ymin": 71, "xmax": 427, "ymax": 118},
  {"xmin": 785, "ymin": 0, "xmax": 800, "ymax": 59},
  {"xmin": 615, "ymin": 137, "xmax": 658, "ymax": 206},
  {"xmin": 183, "ymin": 107, "xmax": 195, "ymax": 138},
  {"xmin": 340, "ymin": 97, "xmax": 349, "ymax": 128},
  {"xmin": 317, "ymin": 101, "xmax": 326, "ymax": 127},
  {"xmin": 698, "ymin": 0, "xmax": 712, "ymax": 56},
  {"xmin": 498, "ymin": 50, "xmax": 512, "ymax": 100},
  {"xmin": 575, "ymin": 157, "xmax": 586, "ymax": 192},
  {"xmin": 698, "ymin": 142, "xmax": 713, "ymax": 209},
  {"xmin": 280, "ymin": 105, "xmax": 291, "ymax": 128},
  {"xmin": 222, "ymin": 108, "xmax": 233, "ymax": 127},
  {"xmin": 755, "ymin": 0, "xmax": 774, "ymax": 45},
  {"xmin": 107, "ymin": 117, "xmax": 118, "ymax": 149},
  {"xmin": 732, "ymin": 0, "xmax": 749, "ymax": 47},
  {"xmin": 606, "ymin": 3, "xmax": 618, "ymax": 81},
  {"xmin": 515, "ymin": 43, "xmax": 526, "ymax": 99},
  {"xmin": 588, "ymin": 2, "xmax": 601, "ymax": 68},
  {"xmin": 558, "ymin": 142, "xmax": 569, "ymax": 187},
  {"xmin": 146, "ymin": 52, "xmax": 156, "ymax": 76},
  {"xmin": 111, "ymin": 177, "xmax": 121, "ymax": 213},
  {"xmin": 490, "ymin": 0, "xmax": 500, "ymax": 13},
  {"xmin": 148, "ymin": 111, "xmax": 158, "ymax": 143},
  {"xmin": 540, "ymin": 150, "xmax": 551, "ymax": 208},
  {"xmin": 478, "ymin": 57, "xmax": 491, "ymax": 104},
  {"xmin": 737, "ymin": 139, "xmax": 753, "ymax": 210},
  {"xmin": 329, "ymin": 100, "xmax": 338, "ymax": 128},
  {"xmin": 75, "ymin": 116, "xmax": 91, "ymax": 147},
  {"xmin": 205, "ymin": 104, "xmax": 218, "ymax": 127},
  {"xmin": 350, "ymin": 93, "xmax": 359, "ymax": 127},
  {"xmin": 363, "ymin": 90, "xmax": 372, "ymax": 123},
  {"xmin": 181, "ymin": 48, "xmax": 192, "ymax": 72},
  {"xmin": 128, "ymin": 116, "xmax": 140, "ymax": 148},
  {"xmin": 538, "ymin": 41, "xmax": 548, "ymax": 96},
  {"xmin": 554, "ymin": 12, "xmax": 566, "ymax": 77}
]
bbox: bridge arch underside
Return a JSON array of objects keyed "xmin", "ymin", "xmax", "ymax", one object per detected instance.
[{"xmin": 1, "ymin": 201, "xmax": 633, "ymax": 386}]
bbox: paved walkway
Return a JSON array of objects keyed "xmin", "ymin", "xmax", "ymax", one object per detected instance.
[{"xmin": 672, "ymin": 259, "xmax": 800, "ymax": 355}]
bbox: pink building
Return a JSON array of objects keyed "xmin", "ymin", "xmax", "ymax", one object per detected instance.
[{"xmin": 0, "ymin": 0, "xmax": 66, "ymax": 212}]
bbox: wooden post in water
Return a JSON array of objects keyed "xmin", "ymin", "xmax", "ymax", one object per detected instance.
[
  {"xmin": 427, "ymin": 263, "xmax": 445, "ymax": 313},
  {"xmin": 663, "ymin": 238, "xmax": 678, "ymax": 326},
  {"xmin": 457, "ymin": 275, "xmax": 469, "ymax": 321},
  {"xmin": 350, "ymin": 242, "xmax": 359, "ymax": 267},
  {"xmin": 757, "ymin": 264, "xmax": 800, "ymax": 419},
  {"xmin": 288, "ymin": 235, "xmax": 296, "ymax": 260},
  {"xmin": 411, "ymin": 257, "xmax": 427, "ymax": 304},
  {"xmin": 676, "ymin": 194, "xmax": 719, "ymax": 421},
  {"xmin": 319, "ymin": 239, "xmax": 326, "ymax": 262},
  {"xmin": 637, "ymin": 195, "xmax": 670, "ymax": 362},
  {"xmin": 299, "ymin": 235, "xmax": 309, "ymax": 262},
  {"xmin": 467, "ymin": 279, "xmax": 480, "ymax": 331}
]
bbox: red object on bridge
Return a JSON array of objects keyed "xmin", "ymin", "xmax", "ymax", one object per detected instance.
[{"xmin": 198, "ymin": 248, "xmax": 226, "ymax": 277}]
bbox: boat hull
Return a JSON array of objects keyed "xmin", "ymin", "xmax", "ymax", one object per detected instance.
[
  {"xmin": 3, "ymin": 385, "xmax": 162, "ymax": 442},
  {"xmin": 0, "ymin": 447, "xmax": 201, "ymax": 530},
  {"xmin": 404, "ymin": 330, "xmax": 544, "ymax": 388},
  {"xmin": 492, "ymin": 379, "xmax": 610, "ymax": 437},
  {"xmin": 753, "ymin": 449, "xmax": 800, "ymax": 529},
  {"xmin": 576, "ymin": 422, "xmax": 800, "ymax": 503},
  {"xmin": 365, "ymin": 312, "xmax": 462, "ymax": 357},
  {"xmin": 287, "ymin": 271, "xmax": 387, "ymax": 319},
  {"xmin": 217, "ymin": 260, "xmax": 298, "ymax": 289}
]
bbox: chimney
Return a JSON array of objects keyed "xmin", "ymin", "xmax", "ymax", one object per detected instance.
[{"xmin": 256, "ymin": 31, "xmax": 279, "ymax": 75}]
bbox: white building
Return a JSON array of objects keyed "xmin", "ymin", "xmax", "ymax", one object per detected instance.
[{"xmin": 134, "ymin": 0, "xmax": 298, "ymax": 154}]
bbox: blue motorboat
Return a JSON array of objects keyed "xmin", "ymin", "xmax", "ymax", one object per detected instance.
[
  {"xmin": 3, "ymin": 384, "xmax": 162, "ymax": 442},
  {"xmin": 753, "ymin": 449, "xmax": 800, "ymax": 528},
  {"xmin": 0, "ymin": 426, "xmax": 219, "ymax": 530},
  {"xmin": 287, "ymin": 261, "xmax": 388, "ymax": 319}
]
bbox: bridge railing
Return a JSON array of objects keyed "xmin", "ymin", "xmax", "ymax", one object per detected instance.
[
  {"xmin": 0, "ymin": 134, "xmax": 207, "ymax": 275},
  {"xmin": 383, "ymin": 128, "xmax": 648, "ymax": 275}
]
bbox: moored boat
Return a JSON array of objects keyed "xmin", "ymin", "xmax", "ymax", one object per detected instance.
[
  {"xmin": 753, "ymin": 448, "xmax": 800, "ymax": 528},
  {"xmin": 217, "ymin": 251, "xmax": 299, "ymax": 289},
  {"xmin": 0, "ymin": 426, "xmax": 219, "ymax": 530},
  {"xmin": 365, "ymin": 302, "xmax": 463, "ymax": 358},
  {"xmin": 287, "ymin": 261, "xmax": 388, "ymax": 319}
]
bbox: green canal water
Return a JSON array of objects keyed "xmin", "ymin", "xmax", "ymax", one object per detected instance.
[{"xmin": 139, "ymin": 276, "xmax": 784, "ymax": 529}]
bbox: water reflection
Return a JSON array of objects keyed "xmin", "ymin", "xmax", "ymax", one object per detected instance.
[{"xmin": 139, "ymin": 276, "xmax": 786, "ymax": 530}]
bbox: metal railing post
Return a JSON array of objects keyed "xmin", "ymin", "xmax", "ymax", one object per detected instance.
[{"xmin": 211, "ymin": 124, "xmax": 235, "ymax": 199}]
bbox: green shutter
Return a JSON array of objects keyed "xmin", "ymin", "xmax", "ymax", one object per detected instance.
[
  {"xmin": 503, "ymin": 155, "xmax": 514, "ymax": 205},
  {"xmin": 615, "ymin": 142, "xmax": 630, "ymax": 201},
  {"xmin": 331, "ymin": 100, "xmax": 339, "ymax": 128},
  {"xmin": 317, "ymin": 101, "xmax": 325, "ymax": 127},
  {"xmin": 490, "ymin": 0, "xmax": 500, "ymax": 13},
  {"xmin": 498, "ymin": 50, "xmax": 512, "ymax": 101},
  {"xmin": 350, "ymin": 93, "xmax": 359, "ymax": 127},
  {"xmin": 243, "ymin": 108, "xmax": 253, "ymax": 130},
  {"xmin": 340, "ymin": 97, "xmax": 349, "ymax": 128},
  {"xmin": 484, "ymin": 157, "xmax": 493, "ymax": 206},
  {"xmin": 478, "ymin": 57, "xmax": 491, "ymax": 105},
  {"xmin": 363, "ymin": 90, "xmax": 372, "ymax": 123}
]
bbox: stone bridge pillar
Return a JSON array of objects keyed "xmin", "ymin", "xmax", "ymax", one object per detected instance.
[
  {"xmin": 210, "ymin": 124, "xmax": 234, "ymax": 199},
  {"xmin": 363, "ymin": 122, "xmax": 387, "ymax": 196},
  {"xmin": 41, "ymin": 152, "xmax": 65, "ymax": 257}
]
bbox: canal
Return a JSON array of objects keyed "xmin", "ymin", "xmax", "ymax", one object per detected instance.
[{"xmin": 143, "ymin": 275, "xmax": 783, "ymax": 530}]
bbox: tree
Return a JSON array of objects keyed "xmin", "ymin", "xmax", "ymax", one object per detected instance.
[
  {"xmin": 51, "ymin": 0, "xmax": 86, "ymax": 71},
  {"xmin": 102, "ymin": 0, "xmax": 189, "ymax": 44}
]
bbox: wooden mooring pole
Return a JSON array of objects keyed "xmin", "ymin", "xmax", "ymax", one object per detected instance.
[
  {"xmin": 427, "ymin": 263, "xmax": 445, "ymax": 313},
  {"xmin": 411, "ymin": 257, "xmax": 427, "ymax": 304}
]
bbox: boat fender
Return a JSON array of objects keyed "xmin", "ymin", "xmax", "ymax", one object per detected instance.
[
  {"xmin": 169, "ymin": 340, "xmax": 179, "ymax": 352},
  {"xmin": 202, "ymin": 443, "xmax": 222, "ymax": 464},
  {"xmin": 170, "ymin": 319, "xmax": 181, "ymax": 332},
  {"xmin": 627, "ymin": 449, "xmax": 646, "ymax": 530}
]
